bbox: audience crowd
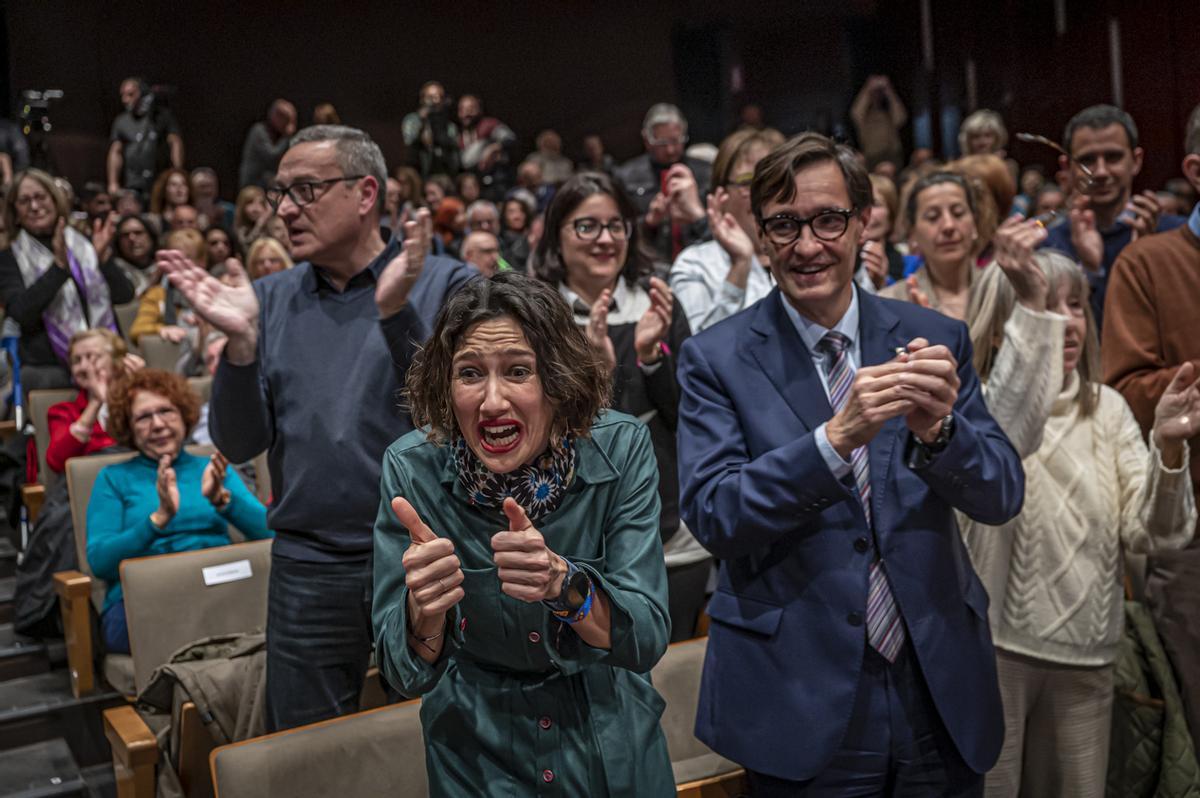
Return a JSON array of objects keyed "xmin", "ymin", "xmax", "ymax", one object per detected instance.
[{"xmin": 3, "ymin": 71, "xmax": 1200, "ymax": 796}]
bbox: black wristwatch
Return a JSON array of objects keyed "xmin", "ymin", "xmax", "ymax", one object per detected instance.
[
  {"xmin": 909, "ymin": 414, "xmax": 955, "ymax": 467},
  {"xmin": 543, "ymin": 558, "xmax": 592, "ymax": 614}
]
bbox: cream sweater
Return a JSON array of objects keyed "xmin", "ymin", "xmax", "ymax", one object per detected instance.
[{"xmin": 962, "ymin": 305, "xmax": 1196, "ymax": 666}]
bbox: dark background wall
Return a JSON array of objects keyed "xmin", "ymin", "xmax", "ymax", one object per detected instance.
[{"xmin": 3, "ymin": 0, "xmax": 1197, "ymax": 198}]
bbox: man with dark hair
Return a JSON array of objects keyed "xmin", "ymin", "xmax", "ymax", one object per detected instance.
[
  {"xmin": 160, "ymin": 124, "xmax": 476, "ymax": 731},
  {"xmin": 1042, "ymin": 104, "xmax": 1186, "ymax": 330},
  {"xmin": 1103, "ymin": 103, "xmax": 1200, "ymax": 755},
  {"xmin": 677, "ymin": 132, "xmax": 1023, "ymax": 793},
  {"xmin": 615, "ymin": 103, "xmax": 712, "ymax": 269},
  {"xmin": 238, "ymin": 99, "xmax": 297, "ymax": 189},
  {"xmin": 107, "ymin": 77, "xmax": 184, "ymax": 198}
]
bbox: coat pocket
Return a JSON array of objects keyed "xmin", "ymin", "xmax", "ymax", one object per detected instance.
[{"xmin": 706, "ymin": 589, "xmax": 783, "ymax": 637}]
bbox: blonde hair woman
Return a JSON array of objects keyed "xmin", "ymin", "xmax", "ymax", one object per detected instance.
[{"xmin": 245, "ymin": 236, "xmax": 293, "ymax": 281}]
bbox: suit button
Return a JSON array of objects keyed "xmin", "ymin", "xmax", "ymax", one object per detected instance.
[
  {"xmin": 528, "ymin": 631, "xmax": 541, "ymax": 644},
  {"xmin": 847, "ymin": 611, "xmax": 863, "ymax": 627},
  {"xmin": 539, "ymin": 716, "xmax": 552, "ymax": 730},
  {"xmin": 854, "ymin": 537, "xmax": 869, "ymax": 553}
]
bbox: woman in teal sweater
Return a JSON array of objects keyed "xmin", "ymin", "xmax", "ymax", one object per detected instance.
[{"xmin": 86, "ymin": 368, "xmax": 272, "ymax": 654}]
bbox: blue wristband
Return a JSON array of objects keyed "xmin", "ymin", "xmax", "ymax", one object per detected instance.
[{"xmin": 551, "ymin": 585, "xmax": 594, "ymax": 625}]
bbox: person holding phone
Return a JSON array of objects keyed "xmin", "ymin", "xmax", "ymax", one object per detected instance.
[{"xmin": 531, "ymin": 172, "xmax": 710, "ymax": 642}]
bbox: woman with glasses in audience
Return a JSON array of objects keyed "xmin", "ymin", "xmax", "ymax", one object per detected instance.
[
  {"xmin": 45, "ymin": 329, "xmax": 143, "ymax": 474},
  {"xmin": 531, "ymin": 172, "xmax": 706, "ymax": 643},
  {"xmin": 881, "ymin": 171, "xmax": 981, "ymax": 320},
  {"xmin": 373, "ymin": 272, "xmax": 673, "ymax": 797},
  {"xmin": 109, "ymin": 214, "xmax": 158, "ymax": 297},
  {"xmin": 669, "ymin": 128, "xmax": 783, "ymax": 333},
  {"xmin": 87, "ymin": 369, "xmax": 272, "ymax": 654},
  {"xmin": 959, "ymin": 234, "xmax": 1199, "ymax": 795},
  {"xmin": 0, "ymin": 169, "xmax": 134, "ymax": 397}
]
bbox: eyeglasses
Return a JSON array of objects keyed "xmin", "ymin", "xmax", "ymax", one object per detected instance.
[
  {"xmin": 760, "ymin": 209, "xmax": 856, "ymax": 246},
  {"xmin": 726, "ymin": 172, "xmax": 754, "ymax": 195},
  {"xmin": 132, "ymin": 406, "xmax": 180, "ymax": 428},
  {"xmin": 567, "ymin": 217, "xmax": 631, "ymax": 241},
  {"xmin": 1015, "ymin": 133, "xmax": 1096, "ymax": 195},
  {"xmin": 265, "ymin": 175, "xmax": 365, "ymax": 210},
  {"xmin": 646, "ymin": 134, "xmax": 688, "ymax": 149},
  {"xmin": 15, "ymin": 192, "xmax": 52, "ymax": 209}
]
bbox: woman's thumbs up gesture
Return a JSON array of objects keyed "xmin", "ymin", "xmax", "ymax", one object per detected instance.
[{"xmin": 491, "ymin": 497, "xmax": 567, "ymax": 603}]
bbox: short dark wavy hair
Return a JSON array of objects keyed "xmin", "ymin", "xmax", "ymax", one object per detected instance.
[
  {"xmin": 751, "ymin": 132, "xmax": 873, "ymax": 222},
  {"xmin": 529, "ymin": 171, "xmax": 651, "ymax": 287},
  {"xmin": 405, "ymin": 272, "xmax": 611, "ymax": 443},
  {"xmin": 107, "ymin": 369, "xmax": 201, "ymax": 448}
]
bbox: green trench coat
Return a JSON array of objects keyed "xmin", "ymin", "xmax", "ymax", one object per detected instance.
[{"xmin": 373, "ymin": 412, "xmax": 675, "ymax": 797}]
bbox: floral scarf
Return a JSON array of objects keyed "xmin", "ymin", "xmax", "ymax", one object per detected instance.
[{"xmin": 453, "ymin": 434, "xmax": 577, "ymax": 522}]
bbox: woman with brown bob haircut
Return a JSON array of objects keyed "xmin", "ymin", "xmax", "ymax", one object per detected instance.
[
  {"xmin": 373, "ymin": 272, "xmax": 675, "ymax": 796},
  {"xmin": 88, "ymin": 369, "xmax": 271, "ymax": 654}
]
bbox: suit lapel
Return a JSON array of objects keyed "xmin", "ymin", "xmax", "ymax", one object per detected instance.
[
  {"xmin": 747, "ymin": 290, "xmax": 833, "ymax": 433},
  {"xmin": 858, "ymin": 290, "xmax": 909, "ymax": 531}
]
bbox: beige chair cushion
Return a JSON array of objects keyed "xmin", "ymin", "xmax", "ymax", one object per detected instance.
[
  {"xmin": 29, "ymin": 388, "xmax": 78, "ymax": 488},
  {"xmin": 652, "ymin": 636, "xmax": 741, "ymax": 784},
  {"xmin": 187, "ymin": 376, "xmax": 212, "ymax": 404},
  {"xmin": 113, "ymin": 301, "xmax": 140, "ymax": 350},
  {"xmin": 120, "ymin": 539, "xmax": 272, "ymax": 694},
  {"xmin": 211, "ymin": 701, "xmax": 427, "ymax": 798},
  {"xmin": 103, "ymin": 653, "xmax": 136, "ymax": 697},
  {"xmin": 140, "ymin": 336, "xmax": 183, "ymax": 372}
]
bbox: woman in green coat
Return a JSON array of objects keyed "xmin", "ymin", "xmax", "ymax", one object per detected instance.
[{"xmin": 372, "ymin": 272, "xmax": 674, "ymax": 797}]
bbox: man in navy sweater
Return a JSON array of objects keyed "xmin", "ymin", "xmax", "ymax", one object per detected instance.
[{"xmin": 160, "ymin": 125, "xmax": 476, "ymax": 731}]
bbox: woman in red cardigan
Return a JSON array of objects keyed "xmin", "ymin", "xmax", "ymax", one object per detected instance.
[{"xmin": 45, "ymin": 328, "xmax": 143, "ymax": 473}]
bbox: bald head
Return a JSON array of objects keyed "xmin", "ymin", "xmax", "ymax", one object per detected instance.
[{"xmin": 462, "ymin": 230, "xmax": 501, "ymax": 277}]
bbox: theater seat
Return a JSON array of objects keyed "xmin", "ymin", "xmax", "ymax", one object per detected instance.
[
  {"xmin": 140, "ymin": 336, "xmax": 184, "ymax": 372},
  {"xmin": 209, "ymin": 700, "xmax": 428, "ymax": 798},
  {"xmin": 652, "ymin": 637, "xmax": 747, "ymax": 795},
  {"xmin": 28, "ymin": 388, "xmax": 77, "ymax": 487}
]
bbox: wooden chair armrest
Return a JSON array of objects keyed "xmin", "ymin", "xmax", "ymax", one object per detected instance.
[
  {"xmin": 22, "ymin": 483, "xmax": 45, "ymax": 524},
  {"xmin": 53, "ymin": 570, "xmax": 95, "ymax": 697},
  {"xmin": 677, "ymin": 769, "xmax": 747, "ymax": 797},
  {"xmin": 104, "ymin": 705, "xmax": 158, "ymax": 798},
  {"xmin": 0, "ymin": 419, "xmax": 17, "ymax": 441}
]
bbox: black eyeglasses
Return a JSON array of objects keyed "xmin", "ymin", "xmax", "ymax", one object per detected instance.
[
  {"xmin": 266, "ymin": 175, "xmax": 365, "ymax": 210},
  {"xmin": 566, "ymin": 217, "xmax": 631, "ymax": 241},
  {"xmin": 759, "ymin": 209, "xmax": 856, "ymax": 246}
]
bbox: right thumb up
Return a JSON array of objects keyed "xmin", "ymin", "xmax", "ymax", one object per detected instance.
[{"xmin": 392, "ymin": 497, "xmax": 437, "ymax": 544}]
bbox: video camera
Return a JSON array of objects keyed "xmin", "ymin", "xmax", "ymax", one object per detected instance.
[{"xmin": 19, "ymin": 89, "xmax": 64, "ymax": 134}]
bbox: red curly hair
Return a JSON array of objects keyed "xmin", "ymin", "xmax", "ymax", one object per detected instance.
[{"xmin": 107, "ymin": 369, "xmax": 201, "ymax": 448}]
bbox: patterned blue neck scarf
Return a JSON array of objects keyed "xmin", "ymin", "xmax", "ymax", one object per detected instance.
[{"xmin": 453, "ymin": 434, "xmax": 577, "ymax": 522}]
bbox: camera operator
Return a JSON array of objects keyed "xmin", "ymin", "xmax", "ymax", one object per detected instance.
[
  {"xmin": 401, "ymin": 81, "xmax": 460, "ymax": 179},
  {"xmin": 107, "ymin": 78, "xmax": 184, "ymax": 199}
]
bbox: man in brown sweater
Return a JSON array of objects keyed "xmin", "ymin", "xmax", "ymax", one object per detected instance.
[{"xmin": 1103, "ymin": 102, "xmax": 1200, "ymax": 753}]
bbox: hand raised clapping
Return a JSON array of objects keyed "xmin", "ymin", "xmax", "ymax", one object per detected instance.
[
  {"xmin": 993, "ymin": 216, "xmax": 1049, "ymax": 310},
  {"xmin": 1152, "ymin": 362, "xmax": 1200, "ymax": 468}
]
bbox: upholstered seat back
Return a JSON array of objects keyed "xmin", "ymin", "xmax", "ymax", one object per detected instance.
[{"xmin": 210, "ymin": 700, "xmax": 427, "ymax": 798}]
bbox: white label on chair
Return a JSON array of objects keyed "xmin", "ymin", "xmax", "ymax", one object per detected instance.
[{"xmin": 202, "ymin": 559, "xmax": 253, "ymax": 586}]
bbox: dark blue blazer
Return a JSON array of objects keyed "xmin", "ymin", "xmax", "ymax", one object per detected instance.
[{"xmin": 677, "ymin": 287, "xmax": 1022, "ymax": 781}]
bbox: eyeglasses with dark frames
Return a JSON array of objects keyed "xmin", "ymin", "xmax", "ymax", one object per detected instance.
[
  {"xmin": 566, "ymin": 217, "xmax": 632, "ymax": 241},
  {"xmin": 1015, "ymin": 133, "xmax": 1096, "ymax": 195},
  {"xmin": 265, "ymin": 175, "xmax": 366, "ymax": 210},
  {"xmin": 759, "ymin": 208, "xmax": 856, "ymax": 246}
]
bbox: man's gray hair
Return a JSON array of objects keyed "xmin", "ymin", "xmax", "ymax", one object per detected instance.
[
  {"xmin": 642, "ymin": 103, "xmax": 688, "ymax": 137},
  {"xmin": 1186, "ymin": 104, "xmax": 1200, "ymax": 156},
  {"xmin": 290, "ymin": 125, "xmax": 387, "ymax": 213},
  {"xmin": 466, "ymin": 199, "xmax": 499, "ymax": 220}
]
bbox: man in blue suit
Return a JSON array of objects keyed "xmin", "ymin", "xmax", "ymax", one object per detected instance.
[{"xmin": 677, "ymin": 132, "xmax": 1024, "ymax": 795}]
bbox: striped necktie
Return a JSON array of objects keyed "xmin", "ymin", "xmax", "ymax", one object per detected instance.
[{"xmin": 816, "ymin": 331, "xmax": 905, "ymax": 662}]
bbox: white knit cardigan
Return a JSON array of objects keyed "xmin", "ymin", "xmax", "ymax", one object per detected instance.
[{"xmin": 960, "ymin": 304, "xmax": 1196, "ymax": 667}]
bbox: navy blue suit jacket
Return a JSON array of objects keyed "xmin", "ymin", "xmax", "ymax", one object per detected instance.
[{"xmin": 677, "ymin": 287, "xmax": 1022, "ymax": 781}]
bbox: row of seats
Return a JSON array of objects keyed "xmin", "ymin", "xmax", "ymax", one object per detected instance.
[{"xmin": 48, "ymin": 449, "xmax": 743, "ymax": 797}]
